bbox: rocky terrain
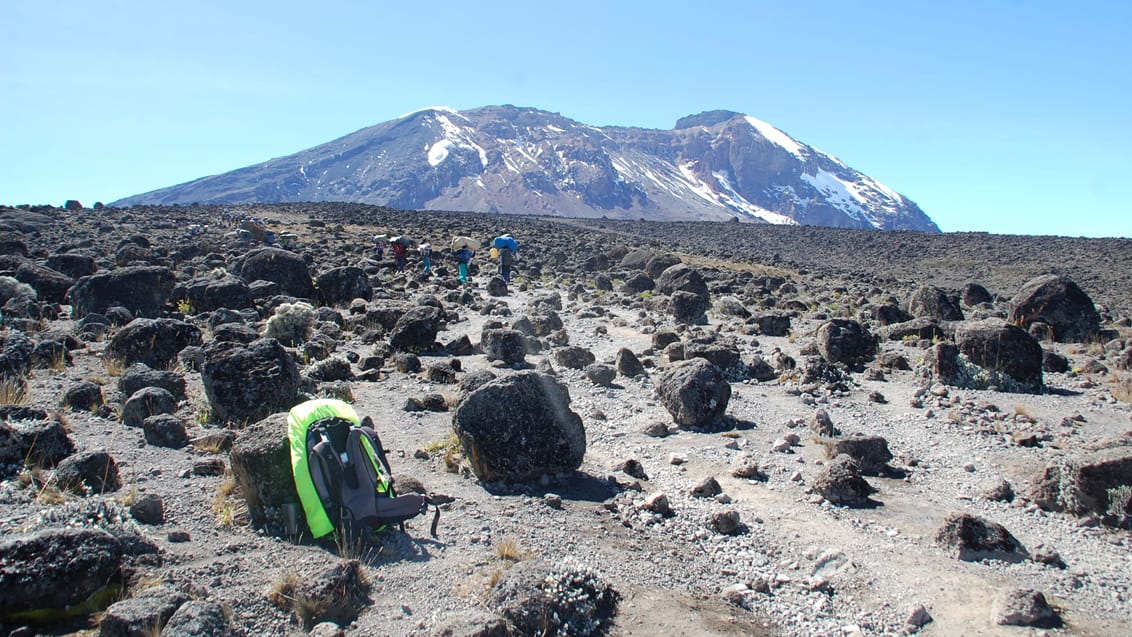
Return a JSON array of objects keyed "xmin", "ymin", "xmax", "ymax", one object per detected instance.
[
  {"xmin": 0, "ymin": 202, "xmax": 1130, "ymax": 637},
  {"xmin": 108, "ymin": 106, "xmax": 939, "ymax": 232}
]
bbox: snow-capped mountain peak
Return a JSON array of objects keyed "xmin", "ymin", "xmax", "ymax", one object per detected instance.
[{"xmin": 112, "ymin": 105, "xmax": 939, "ymax": 232}]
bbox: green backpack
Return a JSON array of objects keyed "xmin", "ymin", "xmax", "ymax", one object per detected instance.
[{"xmin": 287, "ymin": 399, "xmax": 438, "ymax": 539}]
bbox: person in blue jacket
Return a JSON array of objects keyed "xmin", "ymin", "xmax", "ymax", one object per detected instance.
[{"xmin": 454, "ymin": 247, "xmax": 474, "ymax": 283}]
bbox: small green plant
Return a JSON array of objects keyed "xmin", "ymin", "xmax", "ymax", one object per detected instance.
[
  {"xmin": 639, "ymin": 291, "xmax": 653, "ymax": 300},
  {"xmin": 175, "ymin": 298, "xmax": 195, "ymax": 315}
]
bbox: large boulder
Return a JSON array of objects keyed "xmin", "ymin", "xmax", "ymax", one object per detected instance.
[
  {"xmin": 481, "ymin": 329, "xmax": 528, "ymax": 365},
  {"xmin": 0, "ymin": 527, "xmax": 156, "ymax": 627},
  {"xmin": 0, "ymin": 331, "xmax": 34, "ymax": 379},
  {"xmin": 907, "ymin": 285, "xmax": 963, "ymax": 322},
  {"xmin": 955, "ymin": 319, "xmax": 1043, "ymax": 392},
  {"xmin": 1008, "ymin": 275, "xmax": 1100, "ymax": 342},
  {"xmin": 670, "ymin": 290, "xmax": 709, "ymax": 324},
  {"xmin": 15, "ymin": 262, "xmax": 74, "ymax": 304},
  {"xmin": 655, "ymin": 358, "xmax": 731, "ymax": 428},
  {"xmin": 232, "ymin": 247, "xmax": 315, "ymax": 299},
  {"xmin": 655, "ymin": 263, "xmax": 708, "ymax": 298},
  {"xmin": 815, "ymin": 319, "xmax": 876, "ymax": 365},
  {"xmin": 0, "ymin": 412, "xmax": 74, "ymax": 475},
  {"xmin": 388, "ymin": 305, "xmax": 444, "ymax": 352},
  {"xmin": 818, "ymin": 435, "xmax": 893, "ymax": 475},
  {"xmin": 45, "ymin": 251, "xmax": 98, "ymax": 279},
  {"xmin": 107, "ymin": 318, "xmax": 202, "ymax": 369},
  {"xmin": 452, "ymin": 372, "xmax": 586, "ymax": 483},
  {"xmin": 120, "ymin": 387, "xmax": 178, "ymax": 428},
  {"xmin": 53, "ymin": 449, "xmax": 121, "ymax": 494},
  {"xmin": 230, "ymin": 411, "xmax": 300, "ymax": 529},
  {"xmin": 67, "ymin": 266, "xmax": 175, "ymax": 319},
  {"xmin": 162, "ymin": 600, "xmax": 238, "ymax": 637},
  {"xmin": 119, "ymin": 363, "xmax": 187, "ymax": 401},
  {"xmin": 1029, "ymin": 447, "xmax": 1132, "ymax": 528},
  {"xmin": 201, "ymin": 338, "xmax": 301, "ymax": 426},
  {"xmin": 176, "ymin": 275, "xmax": 255, "ymax": 313},
  {"xmin": 316, "ymin": 266, "xmax": 372, "ymax": 306}
]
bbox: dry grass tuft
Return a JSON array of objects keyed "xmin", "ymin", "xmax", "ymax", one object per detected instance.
[
  {"xmin": 102, "ymin": 355, "xmax": 127, "ymax": 377},
  {"xmin": 495, "ymin": 536, "xmax": 533, "ymax": 563},
  {"xmin": 212, "ymin": 478, "xmax": 249, "ymax": 527},
  {"xmin": 0, "ymin": 376, "xmax": 28, "ymax": 404},
  {"xmin": 1112, "ymin": 374, "xmax": 1132, "ymax": 403}
]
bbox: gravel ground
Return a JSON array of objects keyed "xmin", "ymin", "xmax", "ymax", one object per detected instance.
[{"xmin": 0, "ymin": 203, "xmax": 1130, "ymax": 637}]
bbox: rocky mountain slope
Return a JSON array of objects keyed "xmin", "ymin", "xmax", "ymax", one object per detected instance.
[
  {"xmin": 111, "ymin": 106, "xmax": 939, "ymax": 232},
  {"xmin": 0, "ymin": 202, "xmax": 1129, "ymax": 637}
]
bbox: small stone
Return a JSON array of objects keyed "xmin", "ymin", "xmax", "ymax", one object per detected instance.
[
  {"xmin": 906, "ymin": 604, "xmax": 933, "ymax": 628},
  {"xmin": 711, "ymin": 509, "xmax": 741, "ymax": 535},
  {"xmin": 993, "ymin": 588, "xmax": 1060, "ymax": 627}
]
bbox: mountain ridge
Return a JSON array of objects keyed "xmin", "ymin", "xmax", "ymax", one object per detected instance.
[{"xmin": 112, "ymin": 105, "xmax": 940, "ymax": 232}]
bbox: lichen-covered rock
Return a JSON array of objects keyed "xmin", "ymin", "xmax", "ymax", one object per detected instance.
[
  {"xmin": 655, "ymin": 358, "xmax": 731, "ymax": 428},
  {"xmin": 0, "ymin": 528, "xmax": 140, "ymax": 627},
  {"xmin": 907, "ymin": 285, "xmax": 963, "ymax": 322},
  {"xmin": 389, "ymin": 305, "xmax": 444, "ymax": 352},
  {"xmin": 107, "ymin": 318, "xmax": 201, "ymax": 369},
  {"xmin": 201, "ymin": 338, "xmax": 301, "ymax": 426},
  {"xmin": 54, "ymin": 449, "xmax": 121, "ymax": 494},
  {"xmin": 815, "ymin": 319, "xmax": 876, "ymax": 365},
  {"xmin": 229, "ymin": 411, "xmax": 299, "ymax": 529},
  {"xmin": 162, "ymin": 600, "xmax": 238, "ymax": 637},
  {"xmin": 1029, "ymin": 448, "xmax": 1132, "ymax": 528},
  {"xmin": 316, "ymin": 266, "xmax": 372, "ymax": 306},
  {"xmin": 812, "ymin": 454, "xmax": 875, "ymax": 506},
  {"xmin": 818, "ymin": 434, "xmax": 893, "ymax": 475},
  {"xmin": 120, "ymin": 386, "xmax": 178, "ymax": 428},
  {"xmin": 935, "ymin": 512, "xmax": 1027, "ymax": 561},
  {"xmin": 99, "ymin": 585, "xmax": 190, "ymax": 637},
  {"xmin": 452, "ymin": 372, "xmax": 585, "ymax": 483},
  {"xmin": 1008, "ymin": 274, "xmax": 1100, "ymax": 343},
  {"xmin": 956, "ymin": 319, "xmax": 1043, "ymax": 392},
  {"xmin": 67, "ymin": 265, "xmax": 175, "ymax": 319},
  {"xmin": 232, "ymin": 247, "xmax": 315, "ymax": 299}
]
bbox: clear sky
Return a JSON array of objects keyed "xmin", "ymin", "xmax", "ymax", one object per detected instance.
[{"xmin": 2, "ymin": 1, "xmax": 1129, "ymax": 237}]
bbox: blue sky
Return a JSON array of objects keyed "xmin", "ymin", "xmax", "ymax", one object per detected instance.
[{"xmin": 1, "ymin": 1, "xmax": 1128, "ymax": 237}]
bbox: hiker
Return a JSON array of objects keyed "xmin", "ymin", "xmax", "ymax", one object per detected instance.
[
  {"xmin": 454, "ymin": 246, "xmax": 475, "ymax": 284},
  {"xmin": 418, "ymin": 241, "xmax": 432, "ymax": 274},
  {"xmin": 373, "ymin": 235, "xmax": 386, "ymax": 260},
  {"xmin": 391, "ymin": 240, "xmax": 408, "ymax": 272},
  {"xmin": 499, "ymin": 244, "xmax": 515, "ymax": 282},
  {"xmin": 492, "ymin": 233, "xmax": 519, "ymax": 283}
]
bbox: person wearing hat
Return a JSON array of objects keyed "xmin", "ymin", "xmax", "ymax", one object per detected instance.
[
  {"xmin": 454, "ymin": 246, "xmax": 474, "ymax": 284},
  {"xmin": 418, "ymin": 241, "xmax": 433, "ymax": 274}
]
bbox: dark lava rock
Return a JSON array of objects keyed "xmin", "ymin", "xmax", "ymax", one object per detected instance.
[
  {"xmin": 655, "ymin": 358, "xmax": 731, "ymax": 428},
  {"xmin": 452, "ymin": 372, "xmax": 585, "ymax": 483},
  {"xmin": 1008, "ymin": 274, "xmax": 1100, "ymax": 343}
]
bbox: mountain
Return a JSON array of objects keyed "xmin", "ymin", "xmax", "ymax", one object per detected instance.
[{"xmin": 112, "ymin": 105, "xmax": 939, "ymax": 231}]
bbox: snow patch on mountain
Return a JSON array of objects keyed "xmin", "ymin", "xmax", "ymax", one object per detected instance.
[
  {"xmin": 744, "ymin": 115, "xmax": 805, "ymax": 158},
  {"xmin": 802, "ymin": 169, "xmax": 871, "ymax": 224},
  {"xmin": 425, "ymin": 113, "xmax": 489, "ymax": 168},
  {"xmin": 712, "ymin": 171, "xmax": 799, "ymax": 225}
]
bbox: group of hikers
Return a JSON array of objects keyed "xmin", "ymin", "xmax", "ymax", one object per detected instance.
[{"xmin": 370, "ymin": 233, "xmax": 518, "ymax": 284}]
